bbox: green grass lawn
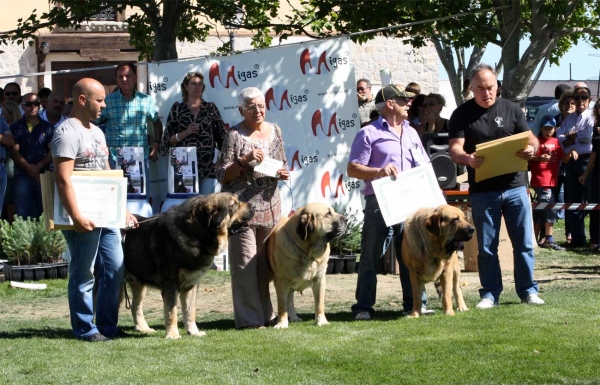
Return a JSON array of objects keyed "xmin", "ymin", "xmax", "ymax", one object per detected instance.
[{"xmin": 1, "ymin": 219, "xmax": 599, "ymax": 384}]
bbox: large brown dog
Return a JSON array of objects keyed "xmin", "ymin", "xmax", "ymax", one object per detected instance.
[
  {"xmin": 268, "ymin": 203, "xmax": 347, "ymax": 329},
  {"xmin": 123, "ymin": 193, "xmax": 254, "ymax": 339},
  {"xmin": 401, "ymin": 205, "xmax": 475, "ymax": 317}
]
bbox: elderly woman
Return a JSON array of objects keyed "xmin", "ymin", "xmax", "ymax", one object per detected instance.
[
  {"xmin": 216, "ymin": 87, "xmax": 289, "ymax": 329},
  {"xmin": 164, "ymin": 72, "xmax": 227, "ymax": 194}
]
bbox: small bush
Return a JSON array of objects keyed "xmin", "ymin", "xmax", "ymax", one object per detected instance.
[
  {"xmin": 330, "ymin": 208, "xmax": 362, "ymax": 255},
  {"xmin": 0, "ymin": 215, "xmax": 67, "ymax": 265}
]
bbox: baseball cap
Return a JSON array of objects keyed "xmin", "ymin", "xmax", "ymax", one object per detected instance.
[
  {"xmin": 540, "ymin": 115, "xmax": 557, "ymax": 127},
  {"xmin": 374, "ymin": 84, "xmax": 415, "ymax": 104}
]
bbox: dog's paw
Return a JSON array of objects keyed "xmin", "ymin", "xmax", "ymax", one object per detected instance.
[
  {"xmin": 135, "ymin": 326, "xmax": 156, "ymax": 334},
  {"xmin": 165, "ymin": 332, "xmax": 182, "ymax": 339},
  {"xmin": 457, "ymin": 306, "xmax": 469, "ymax": 312},
  {"xmin": 273, "ymin": 322, "xmax": 289, "ymax": 329},
  {"xmin": 188, "ymin": 330, "xmax": 207, "ymax": 337},
  {"xmin": 406, "ymin": 312, "xmax": 420, "ymax": 318},
  {"xmin": 315, "ymin": 316, "xmax": 329, "ymax": 327},
  {"xmin": 288, "ymin": 315, "xmax": 302, "ymax": 323}
]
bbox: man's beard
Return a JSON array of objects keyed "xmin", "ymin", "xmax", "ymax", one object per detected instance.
[{"xmin": 358, "ymin": 94, "xmax": 368, "ymax": 102}]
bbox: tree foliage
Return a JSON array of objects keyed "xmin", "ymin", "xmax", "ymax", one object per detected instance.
[
  {"xmin": 0, "ymin": 0, "xmax": 321, "ymax": 61},
  {"xmin": 297, "ymin": 0, "xmax": 600, "ymax": 103}
]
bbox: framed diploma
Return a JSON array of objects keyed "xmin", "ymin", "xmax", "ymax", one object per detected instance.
[{"xmin": 371, "ymin": 162, "xmax": 447, "ymax": 227}]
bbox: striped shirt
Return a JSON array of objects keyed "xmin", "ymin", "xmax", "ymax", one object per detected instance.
[
  {"xmin": 96, "ymin": 90, "xmax": 159, "ymax": 161},
  {"xmin": 557, "ymin": 109, "xmax": 594, "ymax": 155}
]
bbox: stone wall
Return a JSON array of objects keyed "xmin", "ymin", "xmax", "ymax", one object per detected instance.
[{"xmin": 0, "ymin": 42, "xmax": 38, "ymax": 92}]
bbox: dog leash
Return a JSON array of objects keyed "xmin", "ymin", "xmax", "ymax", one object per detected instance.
[
  {"xmin": 125, "ymin": 216, "xmax": 158, "ymax": 230},
  {"xmin": 123, "ymin": 281, "xmax": 131, "ymax": 310}
]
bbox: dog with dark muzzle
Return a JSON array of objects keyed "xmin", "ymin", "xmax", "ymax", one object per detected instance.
[
  {"xmin": 267, "ymin": 203, "xmax": 347, "ymax": 329},
  {"xmin": 123, "ymin": 192, "xmax": 254, "ymax": 338},
  {"xmin": 401, "ymin": 205, "xmax": 475, "ymax": 317}
]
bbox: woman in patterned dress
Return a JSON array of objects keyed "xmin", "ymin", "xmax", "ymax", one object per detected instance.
[
  {"xmin": 216, "ymin": 87, "xmax": 289, "ymax": 329},
  {"xmin": 164, "ymin": 72, "xmax": 227, "ymax": 194}
]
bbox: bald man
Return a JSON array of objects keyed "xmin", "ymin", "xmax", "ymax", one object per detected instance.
[{"xmin": 51, "ymin": 78, "xmax": 138, "ymax": 342}]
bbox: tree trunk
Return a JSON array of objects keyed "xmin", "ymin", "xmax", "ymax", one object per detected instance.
[{"xmin": 153, "ymin": 32, "xmax": 179, "ymax": 61}]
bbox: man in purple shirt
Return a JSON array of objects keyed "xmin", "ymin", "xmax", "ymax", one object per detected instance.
[{"xmin": 347, "ymin": 84, "xmax": 431, "ymax": 320}]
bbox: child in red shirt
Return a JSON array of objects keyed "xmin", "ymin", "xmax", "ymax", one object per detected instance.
[{"xmin": 530, "ymin": 115, "xmax": 571, "ymax": 250}]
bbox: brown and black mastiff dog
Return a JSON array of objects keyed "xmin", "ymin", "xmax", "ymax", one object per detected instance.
[
  {"xmin": 401, "ymin": 204, "xmax": 475, "ymax": 317},
  {"xmin": 268, "ymin": 203, "xmax": 347, "ymax": 329},
  {"xmin": 123, "ymin": 193, "xmax": 254, "ymax": 339}
]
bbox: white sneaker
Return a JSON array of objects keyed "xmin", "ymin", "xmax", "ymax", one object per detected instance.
[
  {"xmin": 522, "ymin": 294, "xmax": 545, "ymax": 305},
  {"xmin": 355, "ymin": 311, "xmax": 372, "ymax": 320},
  {"xmin": 475, "ymin": 298, "xmax": 496, "ymax": 309}
]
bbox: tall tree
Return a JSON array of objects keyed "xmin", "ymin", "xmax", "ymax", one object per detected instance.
[
  {"xmin": 296, "ymin": 0, "xmax": 600, "ymax": 104},
  {"xmin": 0, "ymin": 0, "xmax": 320, "ymax": 61}
]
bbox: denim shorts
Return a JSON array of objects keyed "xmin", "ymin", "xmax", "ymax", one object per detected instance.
[{"xmin": 533, "ymin": 186, "xmax": 558, "ymax": 224}]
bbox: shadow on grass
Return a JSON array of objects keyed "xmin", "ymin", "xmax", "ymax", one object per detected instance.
[{"xmin": 0, "ymin": 326, "xmax": 155, "ymax": 340}]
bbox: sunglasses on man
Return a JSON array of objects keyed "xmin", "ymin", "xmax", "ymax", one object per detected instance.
[
  {"xmin": 573, "ymin": 95, "xmax": 590, "ymax": 101},
  {"xmin": 22, "ymin": 100, "xmax": 41, "ymax": 107},
  {"xmin": 4, "ymin": 92, "xmax": 19, "ymax": 97}
]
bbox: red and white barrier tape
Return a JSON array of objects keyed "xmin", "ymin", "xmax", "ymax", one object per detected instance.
[{"xmin": 532, "ymin": 203, "xmax": 599, "ymax": 211}]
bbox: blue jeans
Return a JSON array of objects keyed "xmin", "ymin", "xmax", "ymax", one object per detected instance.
[
  {"xmin": 0, "ymin": 163, "xmax": 6, "ymax": 217},
  {"xmin": 564, "ymin": 156, "xmax": 591, "ymax": 245},
  {"xmin": 470, "ymin": 186, "xmax": 539, "ymax": 303},
  {"xmin": 63, "ymin": 227, "xmax": 124, "ymax": 339},
  {"xmin": 14, "ymin": 172, "xmax": 43, "ymax": 219},
  {"xmin": 351, "ymin": 195, "xmax": 427, "ymax": 316}
]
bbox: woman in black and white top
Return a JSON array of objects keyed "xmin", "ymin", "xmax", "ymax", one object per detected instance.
[{"xmin": 164, "ymin": 72, "xmax": 228, "ymax": 194}]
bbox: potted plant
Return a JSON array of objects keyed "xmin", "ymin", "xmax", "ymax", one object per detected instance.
[
  {"xmin": 0, "ymin": 215, "xmax": 69, "ymax": 282},
  {"xmin": 328, "ymin": 208, "xmax": 362, "ymax": 274}
]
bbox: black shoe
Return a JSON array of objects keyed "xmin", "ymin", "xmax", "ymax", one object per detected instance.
[
  {"xmin": 539, "ymin": 242, "xmax": 566, "ymax": 251},
  {"xmin": 111, "ymin": 330, "xmax": 131, "ymax": 339},
  {"xmin": 82, "ymin": 333, "xmax": 111, "ymax": 342}
]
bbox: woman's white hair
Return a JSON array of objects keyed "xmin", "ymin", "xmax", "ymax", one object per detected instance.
[{"xmin": 238, "ymin": 87, "xmax": 264, "ymax": 108}]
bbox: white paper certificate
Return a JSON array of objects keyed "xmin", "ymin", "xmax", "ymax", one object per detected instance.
[
  {"xmin": 253, "ymin": 157, "xmax": 284, "ymax": 178},
  {"xmin": 54, "ymin": 176, "xmax": 128, "ymax": 228},
  {"xmin": 371, "ymin": 162, "xmax": 447, "ymax": 227}
]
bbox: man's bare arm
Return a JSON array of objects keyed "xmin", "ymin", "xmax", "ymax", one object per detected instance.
[
  {"xmin": 347, "ymin": 161, "xmax": 398, "ymax": 180},
  {"xmin": 449, "ymin": 138, "xmax": 483, "ymax": 169}
]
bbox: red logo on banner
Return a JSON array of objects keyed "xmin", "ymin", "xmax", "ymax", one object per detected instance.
[
  {"xmin": 312, "ymin": 109, "xmax": 339, "ymax": 138},
  {"xmin": 265, "ymin": 87, "xmax": 292, "ymax": 111},
  {"xmin": 300, "ymin": 49, "xmax": 330, "ymax": 75},
  {"xmin": 209, "ymin": 62, "xmax": 239, "ymax": 89},
  {"xmin": 321, "ymin": 171, "xmax": 345, "ymax": 198},
  {"xmin": 289, "ymin": 150, "xmax": 302, "ymax": 171}
]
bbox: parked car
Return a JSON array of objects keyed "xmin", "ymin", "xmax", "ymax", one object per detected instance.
[{"xmin": 525, "ymin": 96, "xmax": 554, "ymax": 128}]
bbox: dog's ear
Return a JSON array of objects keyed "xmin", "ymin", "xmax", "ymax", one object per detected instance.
[
  {"xmin": 425, "ymin": 211, "xmax": 442, "ymax": 236},
  {"xmin": 207, "ymin": 206, "xmax": 229, "ymax": 230},
  {"xmin": 296, "ymin": 212, "xmax": 314, "ymax": 240}
]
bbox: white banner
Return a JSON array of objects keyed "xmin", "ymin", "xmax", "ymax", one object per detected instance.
[{"xmin": 148, "ymin": 38, "xmax": 364, "ymax": 217}]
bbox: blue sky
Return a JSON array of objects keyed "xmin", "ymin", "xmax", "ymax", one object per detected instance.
[{"xmin": 439, "ymin": 40, "xmax": 600, "ymax": 81}]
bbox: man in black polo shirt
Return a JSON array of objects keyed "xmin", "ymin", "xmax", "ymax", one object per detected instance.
[{"xmin": 448, "ymin": 63, "xmax": 544, "ymax": 309}]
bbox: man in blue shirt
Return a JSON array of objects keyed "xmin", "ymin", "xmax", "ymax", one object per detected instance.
[
  {"xmin": 96, "ymin": 62, "xmax": 163, "ymax": 169},
  {"xmin": 0, "ymin": 116, "xmax": 15, "ymax": 217},
  {"xmin": 10, "ymin": 93, "xmax": 55, "ymax": 219}
]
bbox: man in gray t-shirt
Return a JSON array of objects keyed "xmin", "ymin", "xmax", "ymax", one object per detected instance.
[
  {"xmin": 50, "ymin": 78, "xmax": 138, "ymax": 342},
  {"xmin": 52, "ymin": 118, "xmax": 108, "ymax": 171}
]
